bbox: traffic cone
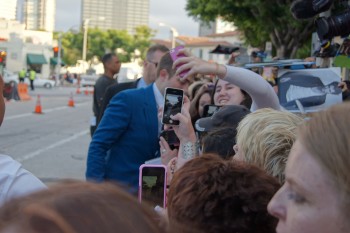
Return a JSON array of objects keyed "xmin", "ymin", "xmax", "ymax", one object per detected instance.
[
  {"xmin": 84, "ymin": 87, "xmax": 89, "ymax": 95},
  {"xmin": 68, "ymin": 92, "xmax": 75, "ymax": 107},
  {"xmin": 76, "ymin": 87, "xmax": 81, "ymax": 94},
  {"xmin": 34, "ymin": 95, "xmax": 43, "ymax": 114}
]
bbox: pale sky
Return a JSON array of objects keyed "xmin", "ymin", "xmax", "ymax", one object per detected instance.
[{"xmin": 55, "ymin": 0, "xmax": 199, "ymax": 39}]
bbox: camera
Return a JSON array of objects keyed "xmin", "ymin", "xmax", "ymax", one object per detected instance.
[
  {"xmin": 315, "ymin": 9, "xmax": 350, "ymax": 41},
  {"xmin": 291, "ymin": 0, "xmax": 350, "ymax": 42}
]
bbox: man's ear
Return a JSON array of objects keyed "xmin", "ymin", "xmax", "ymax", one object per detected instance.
[{"xmin": 159, "ymin": 69, "xmax": 169, "ymax": 81}]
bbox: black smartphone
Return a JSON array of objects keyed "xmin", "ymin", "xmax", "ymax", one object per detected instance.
[
  {"xmin": 160, "ymin": 129, "xmax": 180, "ymax": 147},
  {"xmin": 202, "ymin": 104, "xmax": 221, "ymax": 118},
  {"xmin": 139, "ymin": 165, "xmax": 167, "ymax": 208},
  {"xmin": 162, "ymin": 88, "xmax": 184, "ymax": 125}
]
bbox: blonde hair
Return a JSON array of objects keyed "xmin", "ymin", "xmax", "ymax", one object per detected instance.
[
  {"xmin": 236, "ymin": 108, "xmax": 303, "ymax": 183},
  {"xmin": 299, "ymin": 103, "xmax": 350, "ymax": 211}
]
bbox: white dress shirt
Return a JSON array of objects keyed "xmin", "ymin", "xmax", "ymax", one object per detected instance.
[
  {"xmin": 152, "ymin": 83, "xmax": 164, "ymax": 134},
  {"xmin": 0, "ymin": 154, "xmax": 47, "ymax": 205}
]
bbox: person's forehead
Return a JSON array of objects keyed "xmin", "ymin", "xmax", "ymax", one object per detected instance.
[
  {"xmin": 111, "ymin": 56, "xmax": 120, "ymax": 62},
  {"xmin": 286, "ymin": 140, "xmax": 335, "ymax": 194}
]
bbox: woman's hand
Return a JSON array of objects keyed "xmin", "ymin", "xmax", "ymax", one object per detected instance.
[
  {"xmin": 338, "ymin": 81, "xmax": 348, "ymax": 91},
  {"xmin": 172, "ymin": 48, "xmax": 227, "ymax": 80},
  {"xmin": 164, "ymin": 96, "xmax": 196, "ymax": 143},
  {"xmin": 159, "ymin": 136, "xmax": 178, "ymax": 166}
]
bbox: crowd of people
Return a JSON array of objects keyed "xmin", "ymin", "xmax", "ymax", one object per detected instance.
[{"xmin": 0, "ymin": 41, "xmax": 349, "ymax": 233}]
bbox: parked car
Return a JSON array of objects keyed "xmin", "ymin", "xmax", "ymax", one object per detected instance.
[
  {"xmin": 3, "ymin": 69, "xmax": 18, "ymax": 85},
  {"xmin": 2, "ymin": 69, "xmax": 55, "ymax": 89},
  {"xmin": 80, "ymin": 74, "xmax": 99, "ymax": 87},
  {"xmin": 28, "ymin": 78, "xmax": 55, "ymax": 88}
]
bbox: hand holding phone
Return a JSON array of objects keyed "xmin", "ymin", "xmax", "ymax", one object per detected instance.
[
  {"xmin": 160, "ymin": 129, "xmax": 180, "ymax": 147},
  {"xmin": 170, "ymin": 45, "xmax": 189, "ymax": 78},
  {"xmin": 139, "ymin": 165, "xmax": 167, "ymax": 208},
  {"xmin": 162, "ymin": 88, "xmax": 184, "ymax": 125}
]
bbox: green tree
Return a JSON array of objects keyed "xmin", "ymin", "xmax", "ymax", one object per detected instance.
[
  {"xmin": 186, "ymin": 0, "xmax": 314, "ymax": 58},
  {"xmin": 132, "ymin": 25, "xmax": 156, "ymax": 59},
  {"xmin": 54, "ymin": 26, "xmax": 155, "ymax": 65}
]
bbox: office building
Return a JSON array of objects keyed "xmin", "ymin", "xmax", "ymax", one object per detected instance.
[
  {"xmin": 23, "ymin": 0, "xmax": 56, "ymax": 32},
  {"xmin": 0, "ymin": 0, "xmax": 17, "ymax": 20},
  {"xmin": 81, "ymin": 0, "xmax": 149, "ymax": 34}
]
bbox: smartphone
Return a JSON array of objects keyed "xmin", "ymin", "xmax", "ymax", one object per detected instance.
[
  {"xmin": 139, "ymin": 164, "xmax": 167, "ymax": 208},
  {"xmin": 170, "ymin": 45, "xmax": 189, "ymax": 78},
  {"xmin": 160, "ymin": 129, "xmax": 180, "ymax": 147},
  {"xmin": 162, "ymin": 87, "xmax": 184, "ymax": 125},
  {"xmin": 202, "ymin": 104, "xmax": 221, "ymax": 118}
]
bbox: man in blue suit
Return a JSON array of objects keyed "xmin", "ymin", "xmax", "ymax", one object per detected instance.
[{"xmin": 86, "ymin": 52, "xmax": 190, "ymax": 192}]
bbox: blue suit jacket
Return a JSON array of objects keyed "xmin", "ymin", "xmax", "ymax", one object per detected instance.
[{"xmin": 86, "ymin": 84, "xmax": 159, "ymax": 191}]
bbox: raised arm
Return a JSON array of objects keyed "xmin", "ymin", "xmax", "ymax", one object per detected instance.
[
  {"xmin": 223, "ymin": 65, "xmax": 281, "ymax": 111},
  {"xmin": 173, "ymin": 49, "xmax": 281, "ymax": 111}
]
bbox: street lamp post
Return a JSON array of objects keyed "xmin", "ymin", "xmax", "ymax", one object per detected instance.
[
  {"xmin": 54, "ymin": 26, "xmax": 79, "ymax": 86},
  {"xmin": 55, "ymin": 35, "xmax": 62, "ymax": 86},
  {"xmin": 158, "ymin": 22, "xmax": 179, "ymax": 48},
  {"xmin": 82, "ymin": 17, "xmax": 105, "ymax": 62},
  {"xmin": 82, "ymin": 19, "xmax": 91, "ymax": 62}
]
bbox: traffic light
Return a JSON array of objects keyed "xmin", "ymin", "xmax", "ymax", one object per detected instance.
[
  {"xmin": 53, "ymin": 46, "xmax": 59, "ymax": 57},
  {"xmin": 0, "ymin": 51, "xmax": 6, "ymax": 64}
]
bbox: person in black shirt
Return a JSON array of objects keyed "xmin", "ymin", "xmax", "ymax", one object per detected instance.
[{"xmin": 91, "ymin": 53, "xmax": 121, "ymax": 136}]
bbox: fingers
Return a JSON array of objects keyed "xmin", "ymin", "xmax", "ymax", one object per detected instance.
[
  {"xmin": 177, "ymin": 48, "xmax": 190, "ymax": 57},
  {"xmin": 159, "ymin": 136, "xmax": 170, "ymax": 151},
  {"xmin": 174, "ymin": 60, "xmax": 196, "ymax": 78},
  {"xmin": 170, "ymin": 112, "xmax": 190, "ymax": 125},
  {"xmin": 182, "ymin": 96, "xmax": 191, "ymax": 116}
]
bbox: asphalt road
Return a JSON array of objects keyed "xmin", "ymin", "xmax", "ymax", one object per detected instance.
[{"xmin": 0, "ymin": 86, "xmax": 94, "ymax": 185}]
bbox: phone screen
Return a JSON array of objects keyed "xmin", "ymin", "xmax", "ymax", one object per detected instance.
[
  {"xmin": 140, "ymin": 166, "xmax": 166, "ymax": 208},
  {"xmin": 162, "ymin": 88, "xmax": 184, "ymax": 125},
  {"xmin": 203, "ymin": 105, "xmax": 221, "ymax": 118}
]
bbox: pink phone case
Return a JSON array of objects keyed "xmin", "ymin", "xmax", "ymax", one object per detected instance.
[
  {"xmin": 170, "ymin": 45, "xmax": 189, "ymax": 78},
  {"xmin": 139, "ymin": 164, "xmax": 167, "ymax": 208}
]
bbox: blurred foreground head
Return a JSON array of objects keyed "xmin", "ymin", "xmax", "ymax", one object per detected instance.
[
  {"xmin": 167, "ymin": 154, "xmax": 280, "ymax": 233},
  {"xmin": 235, "ymin": 108, "xmax": 303, "ymax": 183},
  {"xmin": 0, "ymin": 180, "xmax": 164, "ymax": 233},
  {"xmin": 268, "ymin": 102, "xmax": 350, "ymax": 233}
]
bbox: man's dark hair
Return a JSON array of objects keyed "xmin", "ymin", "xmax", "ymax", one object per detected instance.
[
  {"xmin": 146, "ymin": 44, "xmax": 169, "ymax": 61},
  {"xmin": 168, "ymin": 154, "xmax": 280, "ymax": 233},
  {"xmin": 327, "ymin": 81, "xmax": 342, "ymax": 94},
  {"xmin": 201, "ymin": 127, "xmax": 236, "ymax": 159},
  {"xmin": 156, "ymin": 52, "xmax": 175, "ymax": 78},
  {"xmin": 101, "ymin": 53, "xmax": 117, "ymax": 66}
]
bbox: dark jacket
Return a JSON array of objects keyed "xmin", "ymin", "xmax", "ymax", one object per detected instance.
[
  {"xmin": 97, "ymin": 79, "xmax": 140, "ymax": 126},
  {"xmin": 93, "ymin": 75, "xmax": 116, "ymax": 117}
]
